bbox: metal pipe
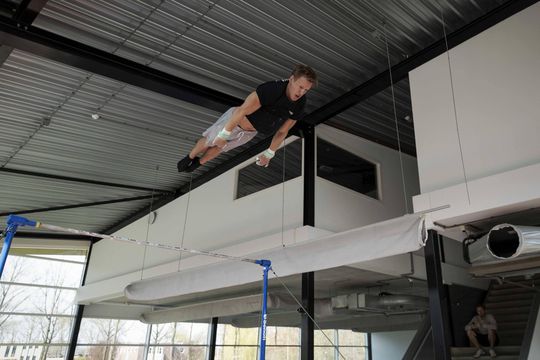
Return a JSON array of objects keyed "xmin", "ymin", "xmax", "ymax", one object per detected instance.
[
  {"xmin": 0, "ymin": 215, "xmax": 37, "ymax": 278},
  {"xmin": 487, "ymin": 224, "xmax": 540, "ymax": 260},
  {"xmin": 256, "ymin": 259, "xmax": 271, "ymax": 360}
]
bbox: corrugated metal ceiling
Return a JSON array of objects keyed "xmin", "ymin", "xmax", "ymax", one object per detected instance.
[{"xmin": 0, "ymin": 0, "xmax": 510, "ymax": 233}]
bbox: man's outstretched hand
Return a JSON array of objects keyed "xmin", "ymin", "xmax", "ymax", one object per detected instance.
[{"xmin": 256, "ymin": 154, "xmax": 271, "ymax": 167}]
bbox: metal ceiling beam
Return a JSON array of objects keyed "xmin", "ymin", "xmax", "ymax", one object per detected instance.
[
  {"xmin": 303, "ymin": 0, "xmax": 538, "ymax": 127},
  {"xmin": 0, "ymin": 16, "xmax": 242, "ymax": 113},
  {"xmin": 13, "ymin": 0, "xmax": 49, "ymax": 25},
  {"xmin": 0, "ymin": 194, "xmax": 159, "ymax": 216},
  {"xmin": 0, "ymin": 44, "xmax": 12, "ymax": 66},
  {"xmin": 0, "ymin": 167, "xmax": 171, "ymax": 193},
  {"xmin": 7, "ymin": 231, "xmax": 98, "ymax": 241}
]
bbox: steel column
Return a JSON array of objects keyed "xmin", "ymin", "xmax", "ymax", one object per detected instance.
[
  {"xmin": 301, "ymin": 125, "xmax": 316, "ymax": 360},
  {"xmin": 424, "ymin": 230, "xmax": 452, "ymax": 359},
  {"xmin": 66, "ymin": 242, "xmax": 93, "ymax": 360},
  {"xmin": 206, "ymin": 317, "xmax": 219, "ymax": 360}
]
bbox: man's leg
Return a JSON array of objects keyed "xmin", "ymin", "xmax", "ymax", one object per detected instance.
[
  {"xmin": 189, "ymin": 138, "xmax": 210, "ymax": 159},
  {"xmin": 488, "ymin": 330, "xmax": 497, "ymax": 357},
  {"xmin": 178, "ymin": 137, "xmax": 209, "ymax": 172},
  {"xmin": 200, "ymin": 146, "xmax": 222, "ymax": 164},
  {"xmin": 467, "ymin": 330, "xmax": 481, "ymax": 349}
]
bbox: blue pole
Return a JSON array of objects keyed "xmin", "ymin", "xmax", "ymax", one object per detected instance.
[
  {"xmin": 1, "ymin": 215, "xmax": 37, "ymax": 279},
  {"xmin": 256, "ymin": 259, "xmax": 271, "ymax": 360},
  {"xmin": 0, "ymin": 224, "xmax": 18, "ymax": 279}
]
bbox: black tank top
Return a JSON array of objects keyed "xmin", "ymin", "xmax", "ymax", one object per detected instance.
[{"xmin": 247, "ymin": 80, "xmax": 307, "ymax": 134}]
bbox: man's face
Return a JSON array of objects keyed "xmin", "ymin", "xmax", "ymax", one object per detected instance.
[
  {"xmin": 476, "ymin": 306, "xmax": 485, "ymax": 317},
  {"xmin": 287, "ymin": 75, "xmax": 313, "ymax": 101}
]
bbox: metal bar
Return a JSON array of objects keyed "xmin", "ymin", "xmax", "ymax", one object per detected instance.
[
  {"xmin": 66, "ymin": 241, "xmax": 93, "ymax": 360},
  {"xmin": 0, "ymin": 194, "xmax": 159, "ymax": 216},
  {"xmin": 143, "ymin": 324, "xmax": 152, "ymax": 360},
  {"xmin": 0, "ymin": 44, "xmax": 12, "ymax": 66},
  {"xmin": 367, "ymin": 333, "xmax": 372, "ymax": 360},
  {"xmin": 424, "ymin": 230, "xmax": 451, "ymax": 359},
  {"xmin": 0, "ymin": 224, "xmax": 18, "ymax": 279},
  {"xmin": 0, "ymin": 16, "xmax": 242, "ymax": 113},
  {"xmin": 301, "ymin": 124, "xmax": 316, "ymax": 360},
  {"xmin": 13, "ymin": 0, "xmax": 48, "ymax": 24},
  {"xmin": 7, "ymin": 231, "xmax": 98, "ymax": 241},
  {"xmin": 206, "ymin": 317, "xmax": 218, "ymax": 360},
  {"xmin": 257, "ymin": 260, "xmax": 272, "ymax": 360},
  {"xmin": 0, "ymin": 168, "xmax": 171, "ymax": 193},
  {"xmin": 303, "ymin": 126, "xmax": 315, "ymax": 227},
  {"xmin": 301, "ymin": 272, "xmax": 315, "ymax": 360},
  {"xmin": 303, "ymin": 0, "xmax": 539, "ymax": 128},
  {"xmin": 11, "ymin": 216, "xmax": 259, "ymax": 263}
]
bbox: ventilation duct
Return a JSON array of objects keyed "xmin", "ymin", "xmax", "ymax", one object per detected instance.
[
  {"xmin": 468, "ymin": 224, "xmax": 540, "ymax": 263},
  {"xmin": 332, "ymin": 293, "xmax": 429, "ymax": 313},
  {"xmin": 487, "ymin": 224, "xmax": 540, "ymax": 260},
  {"xmin": 140, "ymin": 292, "xmax": 427, "ymax": 324}
]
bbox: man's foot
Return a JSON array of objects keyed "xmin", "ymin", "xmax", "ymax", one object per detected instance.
[
  {"xmin": 177, "ymin": 155, "xmax": 194, "ymax": 172},
  {"xmin": 489, "ymin": 348, "xmax": 497, "ymax": 358},
  {"xmin": 473, "ymin": 348, "xmax": 485, "ymax": 358},
  {"xmin": 185, "ymin": 157, "xmax": 201, "ymax": 173}
]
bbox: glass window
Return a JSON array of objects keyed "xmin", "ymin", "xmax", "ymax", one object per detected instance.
[
  {"xmin": 77, "ymin": 318, "xmax": 147, "ymax": 344},
  {"xmin": 317, "ymin": 138, "xmax": 379, "ymax": 199},
  {"xmin": 236, "ymin": 139, "xmax": 302, "ymax": 199},
  {"xmin": 150, "ymin": 322, "xmax": 209, "ymax": 345},
  {"xmin": 74, "ymin": 345, "xmax": 145, "ymax": 360},
  {"xmin": 0, "ymin": 252, "xmax": 86, "ymax": 358}
]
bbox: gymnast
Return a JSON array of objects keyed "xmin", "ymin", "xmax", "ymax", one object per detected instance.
[{"xmin": 177, "ymin": 64, "xmax": 317, "ymax": 172}]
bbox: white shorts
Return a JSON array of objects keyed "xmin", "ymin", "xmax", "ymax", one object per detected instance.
[{"xmin": 203, "ymin": 107, "xmax": 258, "ymax": 152}]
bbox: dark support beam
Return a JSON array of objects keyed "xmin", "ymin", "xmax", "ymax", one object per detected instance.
[
  {"xmin": 301, "ymin": 272, "xmax": 315, "ymax": 360},
  {"xmin": 0, "ymin": 167, "xmax": 171, "ymax": 193},
  {"xmin": 0, "ymin": 16, "xmax": 241, "ymax": 113},
  {"xmin": 13, "ymin": 0, "xmax": 48, "ymax": 25},
  {"xmin": 303, "ymin": 0, "xmax": 538, "ymax": 127},
  {"xmin": 67, "ymin": 242, "xmax": 93, "ymax": 360},
  {"xmin": 0, "ymin": 44, "xmax": 12, "ymax": 66},
  {"xmin": 207, "ymin": 317, "xmax": 219, "ymax": 360},
  {"xmin": 7, "ymin": 231, "xmax": 98, "ymax": 242},
  {"xmin": 0, "ymin": 194, "xmax": 159, "ymax": 216},
  {"xmin": 301, "ymin": 126, "xmax": 315, "ymax": 360},
  {"xmin": 424, "ymin": 230, "xmax": 451, "ymax": 360},
  {"xmin": 303, "ymin": 126, "xmax": 315, "ymax": 226},
  {"xmin": 367, "ymin": 333, "xmax": 373, "ymax": 360}
]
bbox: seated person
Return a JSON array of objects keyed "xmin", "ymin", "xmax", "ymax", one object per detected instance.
[{"xmin": 465, "ymin": 304, "xmax": 499, "ymax": 358}]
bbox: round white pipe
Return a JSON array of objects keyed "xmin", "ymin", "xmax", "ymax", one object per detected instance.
[{"xmin": 487, "ymin": 224, "xmax": 540, "ymax": 260}]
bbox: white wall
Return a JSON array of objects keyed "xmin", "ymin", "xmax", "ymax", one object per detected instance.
[
  {"xmin": 315, "ymin": 124, "xmax": 419, "ymax": 232},
  {"xmin": 85, "ymin": 138, "xmax": 304, "ymax": 284},
  {"xmin": 371, "ymin": 330, "xmax": 416, "ymax": 360},
  {"xmin": 410, "ymin": 3, "xmax": 540, "ymax": 194}
]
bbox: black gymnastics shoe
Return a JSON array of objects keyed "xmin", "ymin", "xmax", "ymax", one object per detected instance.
[
  {"xmin": 177, "ymin": 155, "xmax": 194, "ymax": 172},
  {"xmin": 185, "ymin": 157, "xmax": 201, "ymax": 173}
]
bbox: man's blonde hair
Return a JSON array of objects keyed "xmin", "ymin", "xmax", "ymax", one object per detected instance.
[{"xmin": 292, "ymin": 64, "xmax": 317, "ymax": 86}]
